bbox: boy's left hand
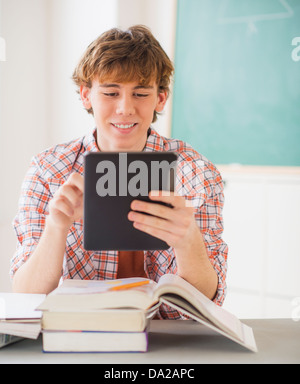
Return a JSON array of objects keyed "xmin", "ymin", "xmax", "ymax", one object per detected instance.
[
  {"xmin": 129, "ymin": 191, "xmax": 218, "ymax": 300},
  {"xmin": 128, "ymin": 191, "xmax": 199, "ymax": 250}
]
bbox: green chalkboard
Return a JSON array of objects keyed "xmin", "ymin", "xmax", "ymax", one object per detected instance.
[{"xmin": 172, "ymin": 0, "xmax": 300, "ymax": 166}]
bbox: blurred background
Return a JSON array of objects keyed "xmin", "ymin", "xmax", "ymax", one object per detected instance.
[{"xmin": 0, "ymin": 0, "xmax": 299, "ymax": 320}]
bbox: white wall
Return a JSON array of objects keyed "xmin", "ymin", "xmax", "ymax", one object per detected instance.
[
  {"xmin": 0, "ymin": 0, "xmax": 49, "ymax": 291},
  {"xmin": 0, "ymin": 0, "xmax": 49, "ymax": 223},
  {"xmin": 0, "ymin": 0, "xmax": 5, "ymax": 61},
  {"xmin": 220, "ymin": 166, "xmax": 300, "ymax": 320},
  {"xmin": 48, "ymin": 0, "xmax": 118, "ymax": 146},
  {"xmin": 117, "ymin": 0, "xmax": 177, "ymax": 138}
]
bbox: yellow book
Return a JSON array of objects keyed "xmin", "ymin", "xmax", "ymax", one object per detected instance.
[{"xmin": 42, "ymin": 308, "xmax": 154, "ymax": 332}]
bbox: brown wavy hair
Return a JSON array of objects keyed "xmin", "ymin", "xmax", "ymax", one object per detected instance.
[{"xmin": 72, "ymin": 25, "xmax": 174, "ymax": 122}]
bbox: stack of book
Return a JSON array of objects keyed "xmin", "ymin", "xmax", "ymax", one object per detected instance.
[
  {"xmin": 0, "ymin": 293, "xmax": 45, "ymax": 349},
  {"xmin": 38, "ymin": 278, "xmax": 157, "ymax": 353},
  {"xmin": 37, "ymin": 274, "xmax": 258, "ymax": 353},
  {"xmin": 41, "ymin": 310, "xmax": 152, "ymax": 353}
]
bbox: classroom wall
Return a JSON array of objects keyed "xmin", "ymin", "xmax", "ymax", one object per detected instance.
[
  {"xmin": 220, "ymin": 165, "xmax": 300, "ymax": 319},
  {"xmin": 117, "ymin": 0, "xmax": 177, "ymax": 138},
  {"xmin": 0, "ymin": 0, "xmax": 298, "ymax": 321},
  {"xmin": 170, "ymin": 0, "xmax": 300, "ymax": 320},
  {"xmin": 0, "ymin": 0, "xmax": 50, "ymax": 291},
  {"xmin": 47, "ymin": 0, "xmax": 118, "ymax": 147},
  {"xmin": 48, "ymin": 0, "xmax": 176, "ymax": 147},
  {"xmin": 172, "ymin": 0, "xmax": 300, "ymax": 167},
  {"xmin": 0, "ymin": 0, "xmax": 177, "ymax": 292}
]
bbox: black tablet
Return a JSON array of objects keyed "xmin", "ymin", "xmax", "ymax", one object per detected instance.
[{"xmin": 83, "ymin": 152, "xmax": 177, "ymax": 251}]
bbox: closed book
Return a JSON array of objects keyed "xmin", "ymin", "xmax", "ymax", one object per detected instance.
[
  {"xmin": 0, "ymin": 293, "xmax": 45, "ymax": 340},
  {"xmin": 0, "ymin": 320, "xmax": 41, "ymax": 339},
  {"xmin": 42, "ymin": 330, "xmax": 148, "ymax": 353},
  {"xmin": 42, "ymin": 309, "xmax": 151, "ymax": 332}
]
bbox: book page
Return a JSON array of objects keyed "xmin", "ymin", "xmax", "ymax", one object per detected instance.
[
  {"xmin": 155, "ymin": 274, "xmax": 244, "ymax": 340},
  {"xmin": 160, "ymin": 298, "xmax": 257, "ymax": 352},
  {"xmin": 0, "ymin": 293, "xmax": 45, "ymax": 320},
  {"xmin": 38, "ymin": 277, "xmax": 159, "ymax": 311},
  {"xmin": 54, "ymin": 277, "xmax": 154, "ymax": 295}
]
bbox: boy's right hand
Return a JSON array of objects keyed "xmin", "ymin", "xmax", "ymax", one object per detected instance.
[{"xmin": 47, "ymin": 173, "xmax": 84, "ymax": 230}]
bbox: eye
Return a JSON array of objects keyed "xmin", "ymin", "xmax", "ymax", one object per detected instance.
[
  {"xmin": 134, "ymin": 93, "xmax": 149, "ymax": 98},
  {"xmin": 103, "ymin": 92, "xmax": 119, "ymax": 97}
]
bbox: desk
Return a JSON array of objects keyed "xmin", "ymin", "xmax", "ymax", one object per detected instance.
[{"xmin": 0, "ymin": 319, "xmax": 299, "ymax": 364}]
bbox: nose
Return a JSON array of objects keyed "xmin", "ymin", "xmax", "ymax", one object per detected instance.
[{"xmin": 116, "ymin": 94, "xmax": 135, "ymax": 116}]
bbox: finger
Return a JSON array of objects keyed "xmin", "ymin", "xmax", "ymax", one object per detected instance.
[
  {"xmin": 128, "ymin": 210, "xmax": 167, "ymax": 230},
  {"xmin": 128, "ymin": 210, "xmax": 188, "ymax": 237},
  {"xmin": 132, "ymin": 221, "xmax": 179, "ymax": 247},
  {"xmin": 50, "ymin": 196, "xmax": 74, "ymax": 217},
  {"xmin": 149, "ymin": 191, "xmax": 188, "ymax": 208},
  {"xmin": 130, "ymin": 200, "xmax": 173, "ymax": 219},
  {"xmin": 130, "ymin": 198, "xmax": 193, "ymax": 228},
  {"xmin": 59, "ymin": 184, "xmax": 82, "ymax": 208},
  {"xmin": 64, "ymin": 172, "xmax": 84, "ymax": 193}
]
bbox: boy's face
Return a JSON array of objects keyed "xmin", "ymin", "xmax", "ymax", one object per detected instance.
[{"xmin": 80, "ymin": 79, "xmax": 167, "ymax": 152}]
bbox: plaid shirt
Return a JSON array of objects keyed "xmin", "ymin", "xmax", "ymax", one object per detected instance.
[{"xmin": 11, "ymin": 127, "xmax": 228, "ymax": 319}]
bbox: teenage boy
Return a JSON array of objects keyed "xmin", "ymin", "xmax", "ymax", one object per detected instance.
[{"xmin": 11, "ymin": 26, "xmax": 228, "ymax": 319}]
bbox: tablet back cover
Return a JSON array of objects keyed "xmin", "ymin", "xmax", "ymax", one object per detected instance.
[{"xmin": 84, "ymin": 152, "xmax": 177, "ymax": 251}]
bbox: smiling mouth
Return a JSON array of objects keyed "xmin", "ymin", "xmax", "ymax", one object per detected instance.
[{"xmin": 112, "ymin": 123, "xmax": 137, "ymax": 129}]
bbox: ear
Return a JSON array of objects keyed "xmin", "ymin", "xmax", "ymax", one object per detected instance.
[
  {"xmin": 155, "ymin": 90, "xmax": 168, "ymax": 113},
  {"xmin": 80, "ymin": 85, "xmax": 92, "ymax": 110}
]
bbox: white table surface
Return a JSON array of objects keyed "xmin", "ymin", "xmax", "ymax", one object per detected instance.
[{"xmin": 0, "ymin": 319, "xmax": 299, "ymax": 364}]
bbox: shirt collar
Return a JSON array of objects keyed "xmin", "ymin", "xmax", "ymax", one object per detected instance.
[
  {"xmin": 143, "ymin": 127, "xmax": 166, "ymax": 152},
  {"xmin": 82, "ymin": 128, "xmax": 100, "ymax": 153},
  {"xmin": 82, "ymin": 126, "xmax": 165, "ymax": 153}
]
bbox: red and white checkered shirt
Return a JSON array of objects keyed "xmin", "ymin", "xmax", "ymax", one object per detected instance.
[{"xmin": 11, "ymin": 127, "xmax": 228, "ymax": 319}]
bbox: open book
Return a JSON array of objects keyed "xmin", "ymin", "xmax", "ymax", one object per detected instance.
[{"xmin": 38, "ymin": 274, "xmax": 257, "ymax": 352}]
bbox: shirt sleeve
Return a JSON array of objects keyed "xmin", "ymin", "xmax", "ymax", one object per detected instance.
[
  {"xmin": 10, "ymin": 156, "xmax": 50, "ymax": 278},
  {"xmin": 199, "ymin": 174, "xmax": 228, "ymax": 306},
  {"xmin": 176, "ymin": 154, "xmax": 228, "ymax": 307}
]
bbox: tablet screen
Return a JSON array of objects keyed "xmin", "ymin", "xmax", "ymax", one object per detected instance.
[{"xmin": 83, "ymin": 152, "xmax": 177, "ymax": 250}]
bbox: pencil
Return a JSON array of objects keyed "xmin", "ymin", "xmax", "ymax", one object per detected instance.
[{"xmin": 109, "ymin": 280, "xmax": 150, "ymax": 291}]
